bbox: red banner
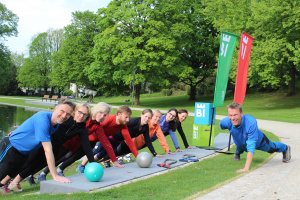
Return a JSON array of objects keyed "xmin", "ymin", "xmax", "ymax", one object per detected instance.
[{"xmin": 234, "ymin": 31, "xmax": 254, "ymax": 105}]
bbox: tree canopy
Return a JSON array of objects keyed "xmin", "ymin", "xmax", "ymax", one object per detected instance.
[
  {"xmin": 0, "ymin": 3, "xmax": 18, "ymax": 88},
  {"xmin": 204, "ymin": 0, "xmax": 300, "ymax": 95},
  {"xmin": 0, "ymin": 3, "xmax": 18, "ymax": 39}
]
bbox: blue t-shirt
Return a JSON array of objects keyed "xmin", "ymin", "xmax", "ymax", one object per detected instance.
[
  {"xmin": 219, "ymin": 114, "xmax": 264, "ymax": 154},
  {"xmin": 9, "ymin": 111, "xmax": 59, "ymax": 155}
]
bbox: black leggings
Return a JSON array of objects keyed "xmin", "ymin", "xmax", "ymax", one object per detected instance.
[
  {"xmin": 57, "ymin": 141, "xmax": 96, "ymax": 171},
  {"xmin": 19, "ymin": 143, "xmax": 69, "ymax": 178}
]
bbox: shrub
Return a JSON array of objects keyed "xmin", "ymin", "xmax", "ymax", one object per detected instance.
[
  {"xmin": 64, "ymin": 89, "xmax": 73, "ymax": 96},
  {"xmin": 161, "ymin": 89, "xmax": 173, "ymax": 96}
]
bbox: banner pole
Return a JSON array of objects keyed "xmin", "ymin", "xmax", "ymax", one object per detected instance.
[
  {"xmin": 197, "ymin": 107, "xmax": 222, "ymax": 151},
  {"xmin": 208, "ymin": 107, "xmax": 214, "ymax": 147},
  {"xmin": 215, "ymin": 133, "xmax": 234, "ymax": 154}
]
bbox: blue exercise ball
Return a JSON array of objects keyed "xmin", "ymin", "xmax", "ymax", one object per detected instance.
[
  {"xmin": 136, "ymin": 152, "xmax": 152, "ymax": 168},
  {"xmin": 84, "ymin": 162, "xmax": 104, "ymax": 182}
]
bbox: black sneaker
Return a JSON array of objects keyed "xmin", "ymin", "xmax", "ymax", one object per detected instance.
[
  {"xmin": 233, "ymin": 153, "xmax": 240, "ymax": 161},
  {"xmin": 282, "ymin": 145, "xmax": 291, "ymax": 163},
  {"xmin": 25, "ymin": 175, "xmax": 36, "ymax": 186}
]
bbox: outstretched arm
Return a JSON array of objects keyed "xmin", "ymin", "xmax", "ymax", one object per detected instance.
[
  {"xmin": 42, "ymin": 142, "xmax": 71, "ymax": 183},
  {"xmin": 236, "ymin": 152, "xmax": 253, "ymax": 173}
]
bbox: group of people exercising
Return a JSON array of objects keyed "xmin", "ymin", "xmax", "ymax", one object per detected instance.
[
  {"xmin": 0, "ymin": 99, "xmax": 193, "ymax": 194},
  {"xmin": 0, "ymin": 99, "xmax": 291, "ymax": 195}
]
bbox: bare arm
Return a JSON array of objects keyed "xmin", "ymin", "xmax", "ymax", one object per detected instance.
[
  {"xmin": 236, "ymin": 152, "xmax": 253, "ymax": 173},
  {"xmin": 42, "ymin": 142, "xmax": 71, "ymax": 183}
]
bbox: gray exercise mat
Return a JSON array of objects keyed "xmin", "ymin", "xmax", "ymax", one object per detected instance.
[{"xmin": 40, "ymin": 133, "xmax": 233, "ymax": 194}]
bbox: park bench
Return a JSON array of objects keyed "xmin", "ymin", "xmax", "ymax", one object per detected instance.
[
  {"xmin": 61, "ymin": 96, "xmax": 68, "ymax": 100},
  {"xmin": 42, "ymin": 95, "xmax": 50, "ymax": 102},
  {"xmin": 50, "ymin": 95, "xmax": 58, "ymax": 103}
]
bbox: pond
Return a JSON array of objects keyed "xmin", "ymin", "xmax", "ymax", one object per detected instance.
[{"xmin": 0, "ymin": 105, "xmax": 38, "ymax": 140}]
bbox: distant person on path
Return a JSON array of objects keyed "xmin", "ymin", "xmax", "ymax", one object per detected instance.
[
  {"xmin": 0, "ymin": 99, "xmax": 75, "ymax": 194},
  {"xmin": 220, "ymin": 102, "xmax": 291, "ymax": 173}
]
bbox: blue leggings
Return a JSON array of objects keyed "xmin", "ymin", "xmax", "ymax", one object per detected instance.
[{"xmin": 236, "ymin": 134, "xmax": 287, "ymax": 154}]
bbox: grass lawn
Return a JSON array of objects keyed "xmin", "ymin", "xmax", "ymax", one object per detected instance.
[
  {"xmin": 0, "ymin": 91, "xmax": 295, "ymax": 199},
  {"xmin": 2, "ymin": 90, "xmax": 299, "ymax": 123}
]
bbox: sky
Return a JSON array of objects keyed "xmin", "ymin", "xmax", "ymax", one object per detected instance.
[{"xmin": 1, "ymin": 0, "xmax": 112, "ymax": 55}]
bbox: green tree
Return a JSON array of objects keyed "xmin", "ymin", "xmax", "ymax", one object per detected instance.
[
  {"xmin": 29, "ymin": 32, "xmax": 52, "ymax": 94},
  {"xmin": 10, "ymin": 51, "xmax": 25, "ymax": 68},
  {"xmin": 0, "ymin": 3, "xmax": 18, "ymax": 88},
  {"xmin": 17, "ymin": 57, "xmax": 40, "ymax": 92},
  {"xmin": 249, "ymin": 0, "xmax": 299, "ymax": 95},
  {"xmin": 17, "ymin": 33, "xmax": 52, "ymax": 95},
  {"xmin": 0, "ymin": 52, "xmax": 25, "ymax": 95},
  {"xmin": 87, "ymin": 0, "xmax": 181, "ymax": 105},
  {"xmin": 204, "ymin": 0, "xmax": 300, "ymax": 95},
  {"xmin": 53, "ymin": 11, "xmax": 99, "ymax": 98},
  {"xmin": 47, "ymin": 28, "xmax": 65, "ymax": 96},
  {"xmin": 174, "ymin": 0, "xmax": 219, "ymax": 100},
  {"xmin": 0, "ymin": 44, "xmax": 13, "ymax": 86},
  {"xmin": 0, "ymin": 3, "xmax": 18, "ymax": 39}
]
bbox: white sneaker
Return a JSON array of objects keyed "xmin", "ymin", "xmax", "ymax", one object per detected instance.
[
  {"xmin": 123, "ymin": 154, "xmax": 133, "ymax": 162},
  {"xmin": 118, "ymin": 157, "xmax": 125, "ymax": 165}
]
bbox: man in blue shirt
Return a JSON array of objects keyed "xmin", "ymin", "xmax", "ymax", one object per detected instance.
[
  {"xmin": 220, "ymin": 102, "xmax": 291, "ymax": 173},
  {"xmin": 0, "ymin": 99, "xmax": 75, "ymax": 194}
]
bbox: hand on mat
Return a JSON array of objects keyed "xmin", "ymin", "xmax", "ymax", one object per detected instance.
[
  {"xmin": 156, "ymin": 155, "xmax": 165, "ymax": 157},
  {"xmin": 54, "ymin": 175, "xmax": 71, "ymax": 183},
  {"xmin": 176, "ymin": 148, "xmax": 184, "ymax": 152},
  {"xmin": 187, "ymin": 146, "xmax": 197, "ymax": 149},
  {"xmin": 113, "ymin": 161, "xmax": 126, "ymax": 168},
  {"xmin": 236, "ymin": 168, "xmax": 249, "ymax": 173},
  {"xmin": 167, "ymin": 151, "xmax": 176, "ymax": 155}
]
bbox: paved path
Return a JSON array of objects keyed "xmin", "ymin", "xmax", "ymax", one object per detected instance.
[{"xmin": 194, "ymin": 117, "xmax": 300, "ymax": 200}]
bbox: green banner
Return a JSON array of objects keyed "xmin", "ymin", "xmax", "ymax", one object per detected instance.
[{"xmin": 213, "ymin": 31, "xmax": 238, "ymax": 107}]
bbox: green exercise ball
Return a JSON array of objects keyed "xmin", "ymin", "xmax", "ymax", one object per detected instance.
[{"xmin": 84, "ymin": 162, "xmax": 104, "ymax": 182}]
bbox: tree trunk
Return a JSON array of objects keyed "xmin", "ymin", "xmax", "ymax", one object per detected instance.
[
  {"xmin": 44, "ymin": 86, "xmax": 48, "ymax": 95},
  {"xmin": 50, "ymin": 86, "xmax": 54, "ymax": 97},
  {"xmin": 134, "ymin": 83, "xmax": 141, "ymax": 106},
  {"xmin": 287, "ymin": 66, "xmax": 296, "ymax": 96},
  {"xmin": 189, "ymin": 84, "xmax": 196, "ymax": 101}
]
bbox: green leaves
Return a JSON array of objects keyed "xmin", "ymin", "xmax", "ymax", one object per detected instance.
[
  {"xmin": 0, "ymin": 3, "xmax": 18, "ymax": 39},
  {"xmin": 205, "ymin": 0, "xmax": 300, "ymax": 95}
]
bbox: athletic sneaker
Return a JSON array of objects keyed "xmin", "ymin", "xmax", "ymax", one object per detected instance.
[
  {"xmin": 282, "ymin": 145, "xmax": 291, "ymax": 162},
  {"xmin": 124, "ymin": 154, "xmax": 133, "ymax": 162},
  {"xmin": 37, "ymin": 173, "xmax": 46, "ymax": 183},
  {"xmin": 233, "ymin": 153, "xmax": 240, "ymax": 161},
  {"xmin": 4, "ymin": 178, "xmax": 13, "ymax": 187},
  {"xmin": 57, "ymin": 172, "xmax": 65, "ymax": 177},
  {"xmin": 0, "ymin": 186, "xmax": 11, "ymax": 195},
  {"xmin": 8, "ymin": 183, "xmax": 22, "ymax": 192},
  {"xmin": 118, "ymin": 157, "xmax": 125, "ymax": 165},
  {"xmin": 103, "ymin": 160, "xmax": 111, "ymax": 168},
  {"xmin": 25, "ymin": 175, "xmax": 36, "ymax": 186},
  {"xmin": 76, "ymin": 165, "xmax": 85, "ymax": 174}
]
